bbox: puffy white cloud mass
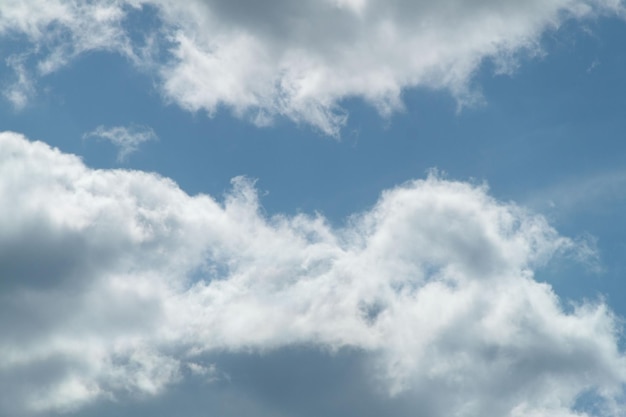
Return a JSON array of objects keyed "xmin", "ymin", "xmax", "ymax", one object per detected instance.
[
  {"xmin": 1, "ymin": 130, "xmax": 625, "ymax": 416},
  {"xmin": 0, "ymin": 0, "xmax": 624, "ymax": 134}
]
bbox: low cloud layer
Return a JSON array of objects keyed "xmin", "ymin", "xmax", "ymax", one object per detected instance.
[
  {"xmin": 1, "ymin": 131, "xmax": 624, "ymax": 416},
  {"xmin": 1, "ymin": 0, "xmax": 624, "ymax": 134}
]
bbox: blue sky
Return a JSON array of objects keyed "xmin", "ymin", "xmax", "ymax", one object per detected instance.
[{"xmin": 2, "ymin": 1, "xmax": 626, "ymax": 417}]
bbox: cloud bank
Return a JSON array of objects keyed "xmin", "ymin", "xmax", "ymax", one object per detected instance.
[
  {"xmin": 0, "ymin": 0, "xmax": 624, "ymax": 134},
  {"xmin": 1, "ymin": 131, "xmax": 625, "ymax": 416}
]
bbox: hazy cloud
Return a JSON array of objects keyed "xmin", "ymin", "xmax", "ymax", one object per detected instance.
[
  {"xmin": 3, "ymin": 54, "xmax": 36, "ymax": 109},
  {"xmin": 83, "ymin": 125, "xmax": 158, "ymax": 162},
  {"xmin": 1, "ymin": 131, "xmax": 624, "ymax": 416},
  {"xmin": 526, "ymin": 169, "xmax": 626, "ymax": 215}
]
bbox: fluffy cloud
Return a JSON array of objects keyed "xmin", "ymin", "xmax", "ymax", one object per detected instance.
[
  {"xmin": 0, "ymin": 0, "xmax": 624, "ymax": 134},
  {"xmin": 1, "ymin": 131, "xmax": 624, "ymax": 416}
]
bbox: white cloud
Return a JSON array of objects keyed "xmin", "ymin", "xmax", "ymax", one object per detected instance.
[
  {"xmin": 83, "ymin": 125, "xmax": 158, "ymax": 162},
  {"xmin": 3, "ymin": 54, "xmax": 36, "ymax": 109},
  {"xmin": 1, "ymin": 131, "xmax": 625, "ymax": 416},
  {"xmin": 0, "ymin": 0, "xmax": 624, "ymax": 134},
  {"xmin": 0, "ymin": 0, "xmax": 134, "ymax": 62}
]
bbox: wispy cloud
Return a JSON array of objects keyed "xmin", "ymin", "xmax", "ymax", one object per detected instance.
[
  {"xmin": 1, "ymin": 131, "xmax": 624, "ymax": 417},
  {"xmin": 3, "ymin": 54, "xmax": 35, "ymax": 110},
  {"xmin": 83, "ymin": 124, "xmax": 158, "ymax": 162},
  {"xmin": 525, "ymin": 169, "xmax": 626, "ymax": 216}
]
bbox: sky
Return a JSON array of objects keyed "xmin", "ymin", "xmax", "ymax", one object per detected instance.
[{"xmin": 1, "ymin": 1, "xmax": 626, "ymax": 416}]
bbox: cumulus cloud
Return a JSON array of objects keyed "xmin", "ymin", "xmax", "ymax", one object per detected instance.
[
  {"xmin": 83, "ymin": 125, "xmax": 158, "ymax": 162},
  {"xmin": 0, "ymin": 0, "xmax": 624, "ymax": 134},
  {"xmin": 0, "ymin": 131, "xmax": 625, "ymax": 416}
]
